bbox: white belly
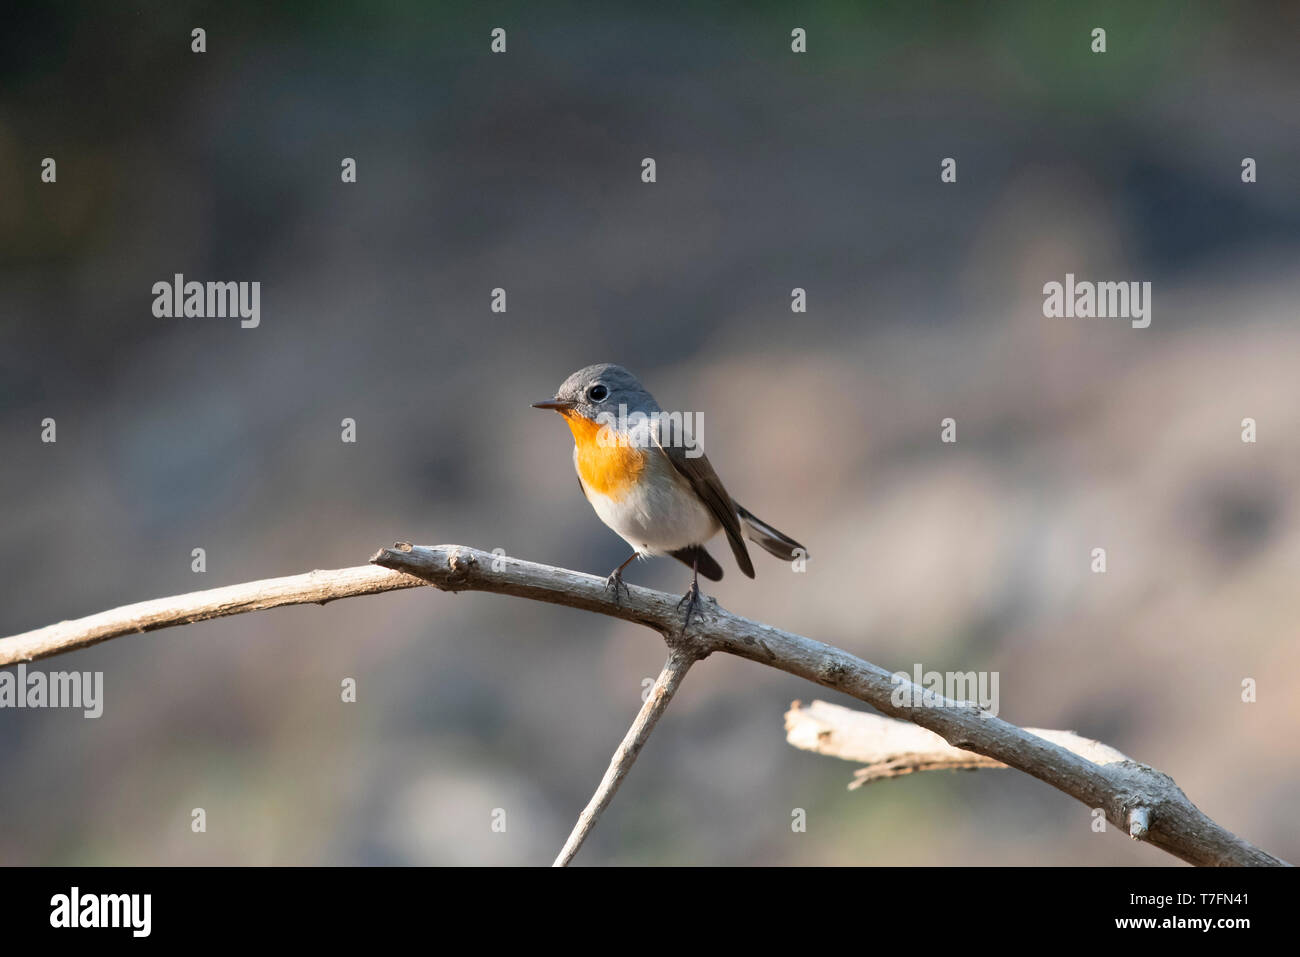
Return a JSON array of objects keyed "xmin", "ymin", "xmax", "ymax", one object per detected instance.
[{"xmin": 576, "ymin": 447, "xmax": 720, "ymax": 555}]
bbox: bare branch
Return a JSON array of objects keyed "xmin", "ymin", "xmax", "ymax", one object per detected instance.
[
  {"xmin": 553, "ymin": 649, "xmax": 697, "ymax": 867},
  {"xmin": 0, "ymin": 565, "xmax": 426, "ymax": 666},
  {"xmin": 0, "ymin": 542, "xmax": 1287, "ymax": 866}
]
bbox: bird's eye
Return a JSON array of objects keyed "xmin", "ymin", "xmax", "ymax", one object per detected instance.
[{"xmin": 588, "ymin": 384, "xmax": 608, "ymax": 402}]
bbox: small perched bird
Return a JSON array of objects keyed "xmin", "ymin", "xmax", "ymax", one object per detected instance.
[{"xmin": 533, "ymin": 363, "xmax": 806, "ymax": 628}]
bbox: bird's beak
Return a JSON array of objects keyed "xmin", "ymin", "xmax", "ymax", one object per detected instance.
[{"xmin": 531, "ymin": 397, "xmax": 576, "ymax": 412}]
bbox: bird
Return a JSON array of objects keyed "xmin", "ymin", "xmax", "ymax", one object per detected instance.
[{"xmin": 532, "ymin": 363, "xmax": 806, "ymax": 629}]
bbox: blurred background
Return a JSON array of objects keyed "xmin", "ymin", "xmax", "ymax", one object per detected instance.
[{"xmin": 1, "ymin": 1, "xmax": 1298, "ymax": 865}]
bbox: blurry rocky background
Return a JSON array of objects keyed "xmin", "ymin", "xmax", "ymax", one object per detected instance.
[{"xmin": 1, "ymin": 1, "xmax": 1297, "ymax": 864}]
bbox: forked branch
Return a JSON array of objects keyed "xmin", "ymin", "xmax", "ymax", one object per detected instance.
[{"xmin": 0, "ymin": 542, "xmax": 1286, "ymax": 867}]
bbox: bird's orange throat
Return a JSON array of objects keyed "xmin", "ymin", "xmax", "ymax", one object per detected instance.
[{"xmin": 561, "ymin": 412, "xmax": 647, "ymax": 500}]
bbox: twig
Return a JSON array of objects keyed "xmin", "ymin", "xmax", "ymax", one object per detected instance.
[
  {"xmin": 785, "ymin": 700, "xmax": 1130, "ymax": 785},
  {"xmin": 0, "ymin": 542, "xmax": 1288, "ymax": 866},
  {"xmin": 553, "ymin": 649, "xmax": 697, "ymax": 866}
]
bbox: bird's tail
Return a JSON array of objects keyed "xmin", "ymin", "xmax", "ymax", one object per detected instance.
[{"xmin": 734, "ymin": 503, "xmax": 807, "ymax": 563}]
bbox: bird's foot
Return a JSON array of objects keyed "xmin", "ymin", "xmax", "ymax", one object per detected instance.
[
  {"xmin": 605, "ymin": 568, "xmax": 631, "ymax": 605},
  {"xmin": 676, "ymin": 579, "xmax": 703, "ymax": 635}
]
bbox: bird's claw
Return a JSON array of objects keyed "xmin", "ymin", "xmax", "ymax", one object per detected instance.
[
  {"xmin": 676, "ymin": 580, "xmax": 703, "ymax": 635},
  {"xmin": 605, "ymin": 569, "xmax": 631, "ymax": 605}
]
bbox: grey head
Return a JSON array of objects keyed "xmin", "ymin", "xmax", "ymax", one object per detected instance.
[{"xmin": 531, "ymin": 363, "xmax": 661, "ymax": 419}]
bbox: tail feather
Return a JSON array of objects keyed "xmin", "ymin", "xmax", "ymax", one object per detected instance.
[
  {"xmin": 735, "ymin": 504, "xmax": 807, "ymax": 563},
  {"xmin": 669, "ymin": 545, "xmax": 724, "ymax": 581}
]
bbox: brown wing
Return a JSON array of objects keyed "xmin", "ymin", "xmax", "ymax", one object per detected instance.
[{"xmin": 656, "ymin": 438, "xmax": 755, "ymax": 579}]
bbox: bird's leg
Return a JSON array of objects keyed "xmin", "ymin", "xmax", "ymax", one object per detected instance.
[
  {"xmin": 676, "ymin": 554, "xmax": 703, "ymax": 634},
  {"xmin": 605, "ymin": 551, "xmax": 638, "ymax": 604}
]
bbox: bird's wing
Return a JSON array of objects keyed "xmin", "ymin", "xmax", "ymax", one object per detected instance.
[{"xmin": 654, "ymin": 433, "xmax": 755, "ymax": 578}]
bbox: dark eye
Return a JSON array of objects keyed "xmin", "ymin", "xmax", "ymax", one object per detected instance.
[{"xmin": 588, "ymin": 384, "xmax": 608, "ymax": 402}]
